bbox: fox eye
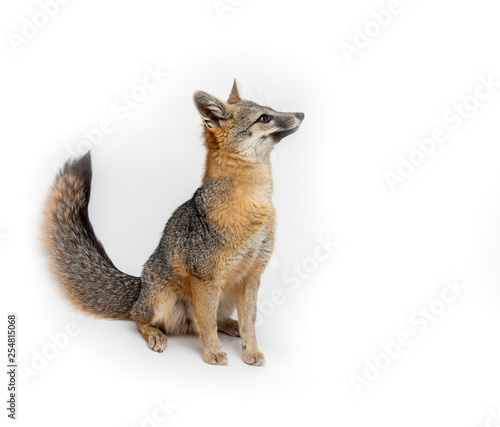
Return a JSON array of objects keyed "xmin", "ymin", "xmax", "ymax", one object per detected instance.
[{"xmin": 256, "ymin": 114, "xmax": 271, "ymax": 124}]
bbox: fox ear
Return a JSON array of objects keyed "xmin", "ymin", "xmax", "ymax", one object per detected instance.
[
  {"xmin": 193, "ymin": 91, "xmax": 228, "ymax": 129},
  {"xmin": 227, "ymin": 79, "xmax": 241, "ymax": 104}
]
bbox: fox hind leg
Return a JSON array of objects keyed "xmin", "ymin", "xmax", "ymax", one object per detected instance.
[
  {"xmin": 217, "ymin": 298, "xmax": 240, "ymax": 337},
  {"xmin": 137, "ymin": 321, "xmax": 168, "ymax": 353},
  {"xmin": 217, "ymin": 319, "xmax": 240, "ymax": 337}
]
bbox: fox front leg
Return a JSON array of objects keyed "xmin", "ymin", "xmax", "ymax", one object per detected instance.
[
  {"xmin": 236, "ymin": 272, "xmax": 265, "ymax": 366},
  {"xmin": 191, "ymin": 278, "xmax": 228, "ymax": 366}
]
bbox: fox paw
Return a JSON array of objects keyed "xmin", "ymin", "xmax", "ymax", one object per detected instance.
[
  {"xmin": 204, "ymin": 350, "xmax": 228, "ymax": 366},
  {"xmin": 217, "ymin": 319, "xmax": 240, "ymax": 337},
  {"xmin": 243, "ymin": 349, "xmax": 265, "ymax": 366},
  {"xmin": 148, "ymin": 332, "xmax": 168, "ymax": 353}
]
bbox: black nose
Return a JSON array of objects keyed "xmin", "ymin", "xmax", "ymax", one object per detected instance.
[{"xmin": 295, "ymin": 112, "xmax": 305, "ymax": 121}]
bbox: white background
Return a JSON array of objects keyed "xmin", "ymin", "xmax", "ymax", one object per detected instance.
[{"xmin": 1, "ymin": 0, "xmax": 500, "ymax": 426}]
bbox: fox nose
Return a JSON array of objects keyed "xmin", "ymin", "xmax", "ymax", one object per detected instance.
[{"xmin": 295, "ymin": 112, "xmax": 305, "ymax": 121}]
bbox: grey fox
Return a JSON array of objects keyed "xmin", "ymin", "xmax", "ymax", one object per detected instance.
[{"xmin": 43, "ymin": 80, "xmax": 304, "ymax": 365}]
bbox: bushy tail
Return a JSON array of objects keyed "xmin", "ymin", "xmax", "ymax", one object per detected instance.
[{"xmin": 43, "ymin": 152, "xmax": 141, "ymax": 320}]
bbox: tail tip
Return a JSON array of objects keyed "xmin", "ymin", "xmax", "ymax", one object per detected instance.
[{"xmin": 61, "ymin": 151, "xmax": 92, "ymax": 179}]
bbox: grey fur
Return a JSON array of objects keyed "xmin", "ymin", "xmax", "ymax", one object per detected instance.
[
  {"xmin": 43, "ymin": 153, "xmax": 141, "ymax": 320},
  {"xmin": 43, "ymin": 84, "xmax": 304, "ymax": 363}
]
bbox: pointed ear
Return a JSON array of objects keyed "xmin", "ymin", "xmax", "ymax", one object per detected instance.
[
  {"xmin": 192, "ymin": 91, "xmax": 228, "ymax": 129},
  {"xmin": 227, "ymin": 79, "xmax": 241, "ymax": 104}
]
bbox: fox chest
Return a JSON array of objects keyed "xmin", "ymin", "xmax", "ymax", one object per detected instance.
[{"xmin": 221, "ymin": 223, "xmax": 275, "ymax": 285}]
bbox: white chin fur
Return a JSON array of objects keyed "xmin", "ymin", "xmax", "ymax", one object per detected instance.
[{"xmin": 237, "ymin": 134, "xmax": 274, "ymax": 163}]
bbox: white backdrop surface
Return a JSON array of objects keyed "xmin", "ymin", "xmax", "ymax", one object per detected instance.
[{"xmin": 1, "ymin": 1, "xmax": 500, "ymax": 426}]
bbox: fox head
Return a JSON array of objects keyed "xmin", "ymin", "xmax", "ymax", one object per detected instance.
[{"xmin": 193, "ymin": 80, "xmax": 304, "ymax": 162}]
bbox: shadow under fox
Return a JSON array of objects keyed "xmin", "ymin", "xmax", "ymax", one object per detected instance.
[{"xmin": 43, "ymin": 80, "xmax": 304, "ymax": 365}]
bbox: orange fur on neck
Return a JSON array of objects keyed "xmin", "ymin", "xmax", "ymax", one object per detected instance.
[{"xmin": 202, "ymin": 127, "xmax": 274, "ymax": 246}]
